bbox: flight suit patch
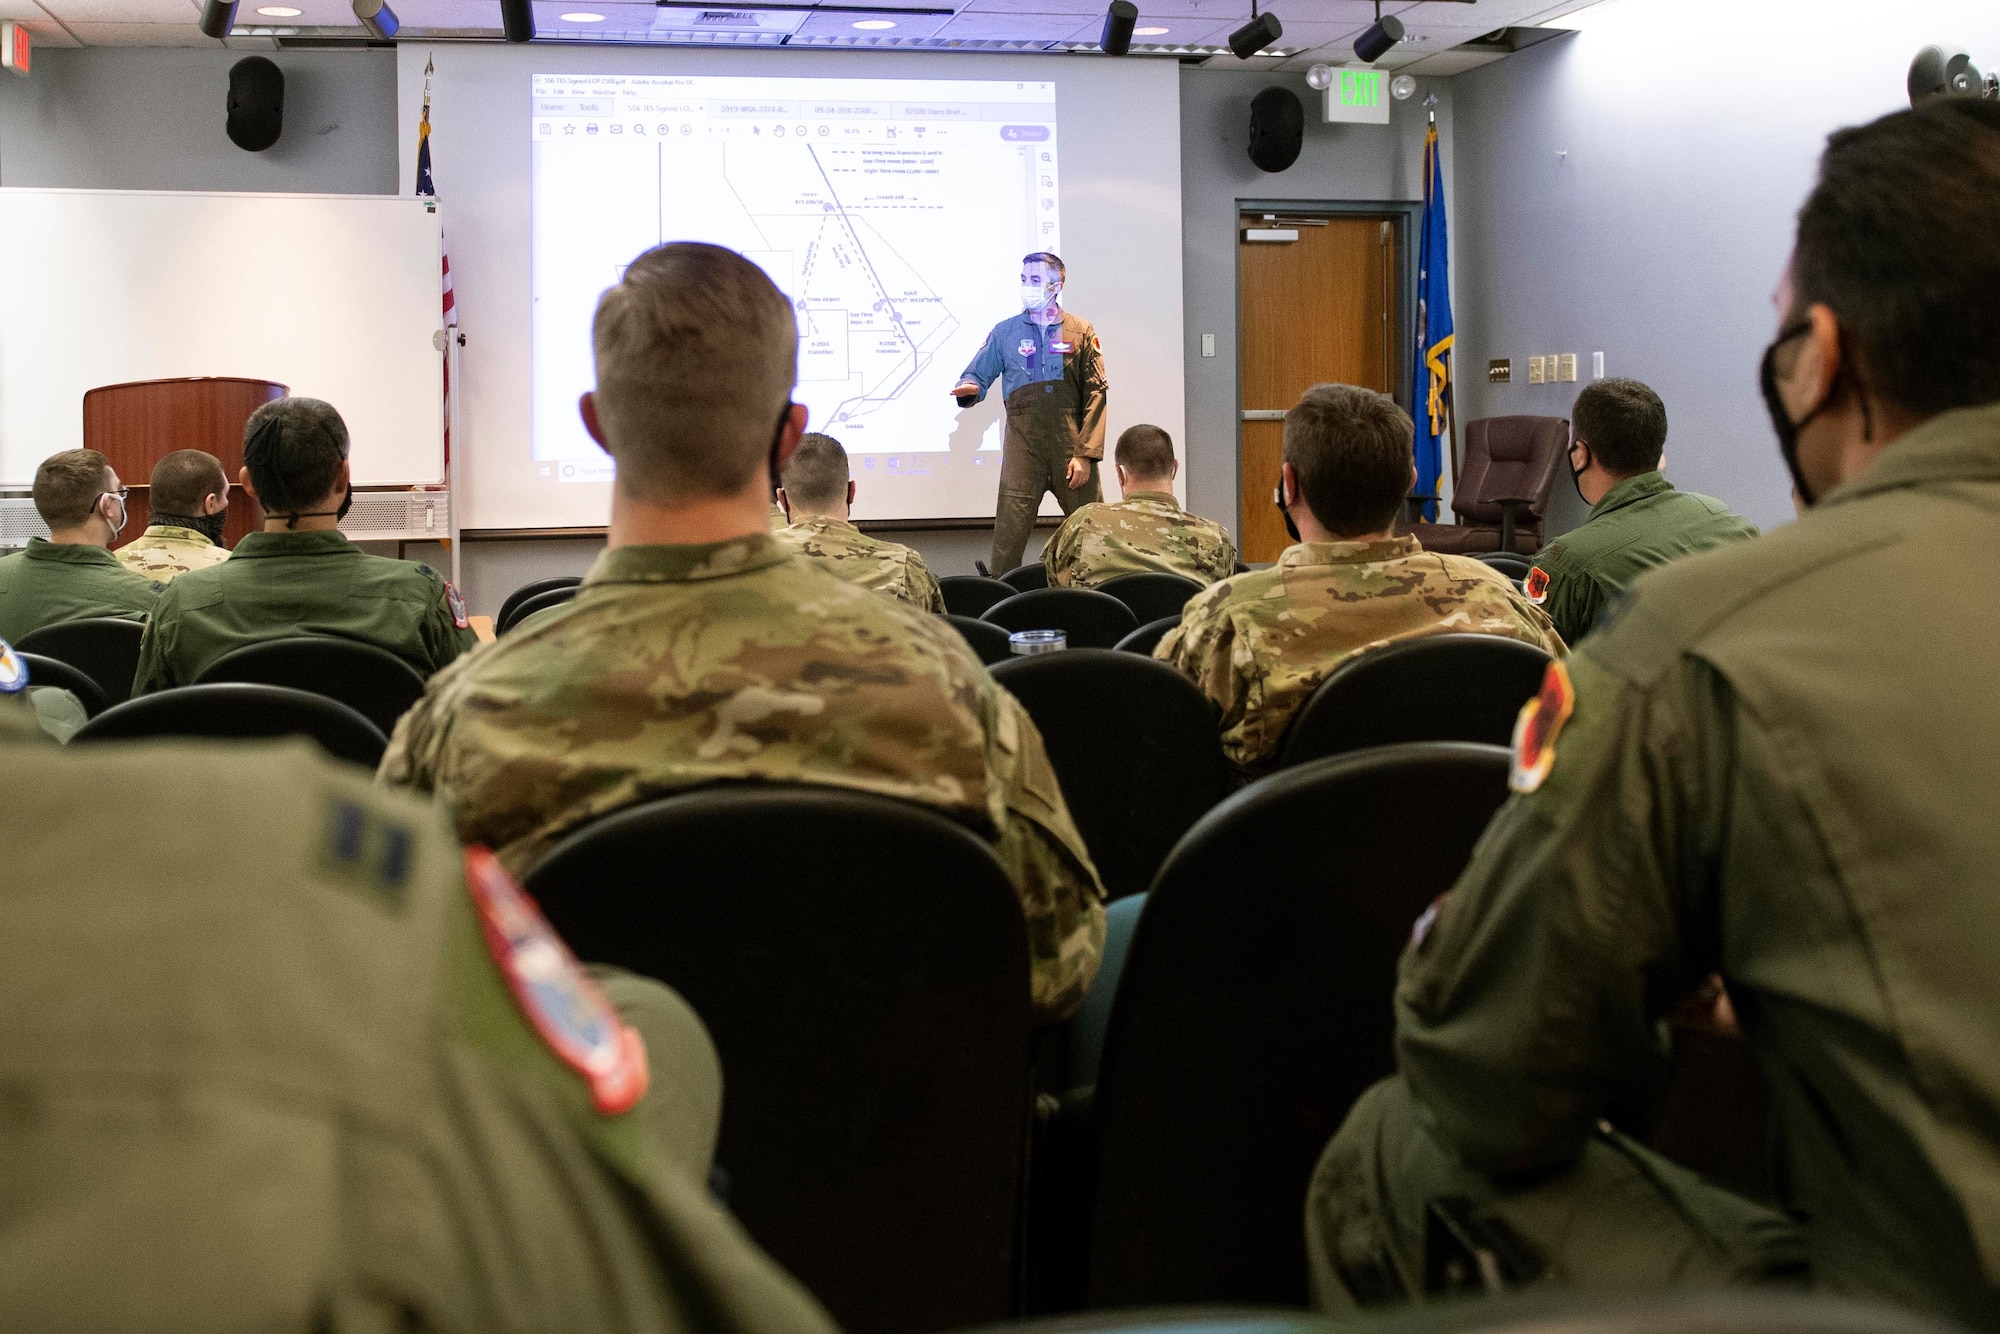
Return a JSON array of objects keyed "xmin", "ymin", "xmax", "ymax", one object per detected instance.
[
  {"xmin": 1509, "ymin": 660, "xmax": 1574, "ymax": 793},
  {"xmin": 321, "ymin": 798, "xmax": 415, "ymax": 905},
  {"xmin": 0, "ymin": 638, "xmax": 26, "ymax": 693},
  {"xmin": 1524, "ymin": 566, "xmax": 1550, "ymax": 604},
  {"xmin": 445, "ymin": 582, "xmax": 470, "ymax": 630},
  {"xmin": 1017, "ymin": 339, "xmax": 1037, "ymax": 359},
  {"xmin": 1049, "ymin": 341, "xmax": 1073, "ymax": 354},
  {"xmin": 464, "ymin": 846, "xmax": 649, "ymax": 1116}
]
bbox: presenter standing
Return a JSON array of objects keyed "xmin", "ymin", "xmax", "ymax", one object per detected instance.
[{"xmin": 951, "ymin": 253, "xmax": 1108, "ymax": 574}]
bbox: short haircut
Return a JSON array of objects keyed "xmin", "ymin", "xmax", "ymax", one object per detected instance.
[
  {"xmin": 1282, "ymin": 383, "xmax": 1414, "ymax": 539},
  {"xmin": 149, "ymin": 449, "xmax": 229, "ymax": 516},
  {"xmin": 1570, "ymin": 378, "xmax": 1667, "ymax": 476},
  {"xmin": 1793, "ymin": 98, "xmax": 2000, "ymax": 416},
  {"xmin": 1023, "ymin": 251, "xmax": 1066, "ymax": 280},
  {"xmin": 243, "ymin": 397, "xmax": 349, "ymax": 518},
  {"xmin": 592, "ymin": 243, "xmax": 798, "ymax": 502},
  {"xmin": 1115, "ymin": 424, "xmax": 1176, "ymax": 481},
  {"xmin": 780, "ymin": 432, "xmax": 849, "ymax": 510},
  {"xmin": 33, "ymin": 449, "xmax": 114, "ymax": 529}
]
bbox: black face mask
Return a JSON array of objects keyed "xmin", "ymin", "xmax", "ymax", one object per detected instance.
[
  {"xmin": 1567, "ymin": 441, "xmax": 1592, "ymax": 502},
  {"xmin": 272, "ymin": 485, "xmax": 352, "ymax": 530},
  {"xmin": 1273, "ymin": 483, "xmax": 1300, "ymax": 543},
  {"xmin": 767, "ymin": 405, "xmax": 794, "ymax": 497},
  {"xmin": 1758, "ymin": 318, "xmax": 1872, "ymax": 510},
  {"xmin": 155, "ymin": 509, "xmax": 228, "ymax": 545}
]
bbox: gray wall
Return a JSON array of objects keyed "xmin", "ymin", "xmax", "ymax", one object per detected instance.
[
  {"xmin": 1447, "ymin": 0, "xmax": 2000, "ymax": 535},
  {"xmin": 1177, "ymin": 65, "xmax": 1447, "ymax": 535},
  {"xmin": 0, "ymin": 47, "xmax": 396, "ymax": 194}
]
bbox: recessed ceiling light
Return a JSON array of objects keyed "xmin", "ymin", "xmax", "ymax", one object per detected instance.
[
  {"xmin": 559, "ymin": 10, "xmax": 604, "ymax": 18},
  {"xmin": 1133, "ymin": 25, "xmax": 1167, "ymax": 34},
  {"xmin": 851, "ymin": 18, "xmax": 896, "ymax": 28},
  {"xmin": 254, "ymin": 5, "xmax": 301, "ymax": 14}
]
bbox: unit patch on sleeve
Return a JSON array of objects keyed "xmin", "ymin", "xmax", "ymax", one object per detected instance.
[
  {"xmin": 464, "ymin": 846, "xmax": 649, "ymax": 1115},
  {"xmin": 445, "ymin": 582, "xmax": 470, "ymax": 630},
  {"xmin": 0, "ymin": 638, "xmax": 25, "ymax": 694},
  {"xmin": 1524, "ymin": 565, "xmax": 1550, "ymax": 604},
  {"xmin": 1509, "ymin": 659, "xmax": 1575, "ymax": 793}
]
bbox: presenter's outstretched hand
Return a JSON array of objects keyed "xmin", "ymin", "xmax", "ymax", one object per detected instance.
[
  {"xmin": 951, "ymin": 380, "xmax": 981, "ymax": 408},
  {"xmin": 1065, "ymin": 457, "xmax": 1092, "ymax": 489}
]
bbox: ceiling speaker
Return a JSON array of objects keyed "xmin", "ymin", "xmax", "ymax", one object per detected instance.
[
  {"xmin": 1247, "ymin": 86, "xmax": 1303, "ymax": 173},
  {"xmin": 226, "ymin": 56, "xmax": 284, "ymax": 153},
  {"xmin": 1100, "ymin": 0, "xmax": 1137, "ymax": 56}
]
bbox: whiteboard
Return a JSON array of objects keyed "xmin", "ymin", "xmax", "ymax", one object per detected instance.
[{"xmin": 0, "ymin": 188, "xmax": 444, "ymax": 488}]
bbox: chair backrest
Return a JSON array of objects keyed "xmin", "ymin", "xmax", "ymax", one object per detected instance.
[
  {"xmin": 1085, "ymin": 742, "xmax": 1513, "ymax": 1310},
  {"xmin": 193, "ymin": 635, "xmax": 428, "ymax": 737},
  {"xmin": 991, "ymin": 649, "xmax": 1225, "ymax": 901},
  {"xmin": 1096, "ymin": 572, "xmax": 1205, "ymax": 626},
  {"xmin": 1001, "ymin": 562, "xmax": 1051, "ymax": 592},
  {"xmin": 946, "ymin": 614, "xmax": 1017, "ymax": 667},
  {"xmin": 501, "ymin": 584, "xmax": 579, "ymax": 633},
  {"xmin": 1292, "ymin": 1289, "xmax": 1961, "ymax": 1334},
  {"xmin": 494, "ymin": 575, "xmax": 583, "ymax": 634},
  {"xmin": 1449, "ymin": 416, "xmax": 1568, "ymax": 527},
  {"xmin": 524, "ymin": 784, "xmax": 1035, "ymax": 1334},
  {"xmin": 1277, "ymin": 633, "xmax": 1552, "ymax": 769},
  {"xmin": 1115, "ymin": 615, "xmax": 1181, "ymax": 658},
  {"xmin": 1474, "ymin": 551, "xmax": 1533, "ymax": 581},
  {"xmin": 16, "ymin": 616, "xmax": 145, "ymax": 705},
  {"xmin": 17, "ymin": 652, "xmax": 111, "ymax": 717},
  {"xmin": 71, "ymin": 682, "xmax": 388, "ymax": 768},
  {"xmin": 982, "ymin": 588, "xmax": 1139, "ymax": 650},
  {"xmin": 940, "ymin": 574, "xmax": 1019, "ymax": 619}
]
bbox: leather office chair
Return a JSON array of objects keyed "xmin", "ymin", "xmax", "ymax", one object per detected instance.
[
  {"xmin": 1095, "ymin": 572, "xmax": 1204, "ymax": 626},
  {"xmin": 1002, "ymin": 563, "xmax": 1051, "ymax": 593},
  {"xmin": 17, "ymin": 616, "xmax": 146, "ymax": 705},
  {"xmin": 501, "ymin": 584, "xmax": 579, "ymax": 633},
  {"xmin": 947, "ymin": 614, "xmax": 1016, "ymax": 666},
  {"xmin": 72, "ymin": 682, "xmax": 388, "ymax": 768},
  {"xmin": 195, "ymin": 635, "xmax": 428, "ymax": 737},
  {"xmin": 17, "ymin": 652, "xmax": 112, "ymax": 717},
  {"xmin": 1114, "ymin": 616, "xmax": 1180, "ymax": 657},
  {"xmin": 1404, "ymin": 416, "xmax": 1568, "ymax": 556},
  {"xmin": 983, "ymin": 588, "xmax": 1139, "ymax": 650},
  {"xmin": 941, "ymin": 575, "xmax": 1019, "ymax": 619}
]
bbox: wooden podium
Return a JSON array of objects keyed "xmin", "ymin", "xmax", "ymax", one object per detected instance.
[{"xmin": 82, "ymin": 377, "xmax": 287, "ymax": 549}]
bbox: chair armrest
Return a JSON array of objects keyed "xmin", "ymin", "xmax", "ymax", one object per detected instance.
[{"xmin": 1403, "ymin": 492, "xmax": 1442, "ymax": 525}]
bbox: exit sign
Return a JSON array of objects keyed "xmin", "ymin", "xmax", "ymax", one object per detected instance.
[
  {"xmin": 1322, "ymin": 67, "xmax": 1388, "ymax": 125},
  {"xmin": 1, "ymin": 22, "xmax": 28, "ymax": 77}
]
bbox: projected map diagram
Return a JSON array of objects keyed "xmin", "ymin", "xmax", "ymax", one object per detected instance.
[{"xmin": 530, "ymin": 74, "xmax": 1060, "ymax": 479}]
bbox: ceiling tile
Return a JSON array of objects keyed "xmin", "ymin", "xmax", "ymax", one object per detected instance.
[
  {"xmin": 1397, "ymin": 46, "xmax": 1505, "ymax": 74},
  {"xmin": 5, "ymin": 13, "xmax": 84, "ymax": 43},
  {"xmin": 0, "ymin": 0, "xmax": 49, "ymax": 16},
  {"xmin": 927, "ymin": 9, "xmax": 1087, "ymax": 40},
  {"xmin": 38, "ymin": 0, "xmax": 192, "ymax": 20},
  {"xmin": 65, "ymin": 18, "xmax": 215, "ymax": 41},
  {"xmin": 791, "ymin": 7, "xmax": 953, "ymax": 38}
]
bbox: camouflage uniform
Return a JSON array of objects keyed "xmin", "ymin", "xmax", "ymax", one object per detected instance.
[
  {"xmin": 775, "ymin": 514, "xmax": 946, "ymax": 613},
  {"xmin": 0, "ymin": 538, "xmax": 160, "ymax": 643},
  {"xmin": 1529, "ymin": 472, "xmax": 1758, "ymax": 644},
  {"xmin": 115, "ymin": 524, "xmax": 231, "ymax": 583},
  {"xmin": 0, "ymin": 708, "xmax": 836, "ymax": 1333},
  {"xmin": 1156, "ymin": 536, "xmax": 1565, "ymax": 773},
  {"xmin": 133, "ymin": 529, "xmax": 476, "ymax": 693},
  {"xmin": 1042, "ymin": 489, "xmax": 1237, "ymax": 590},
  {"xmin": 380, "ymin": 532, "xmax": 1106, "ymax": 1022},
  {"xmin": 1307, "ymin": 405, "xmax": 2000, "ymax": 1328}
]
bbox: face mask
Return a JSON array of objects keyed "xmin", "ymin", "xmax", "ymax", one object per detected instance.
[
  {"xmin": 155, "ymin": 510, "xmax": 228, "ymax": 544},
  {"xmin": 767, "ymin": 405, "xmax": 793, "ymax": 496},
  {"xmin": 1567, "ymin": 442, "xmax": 1592, "ymax": 501},
  {"xmin": 1758, "ymin": 318, "xmax": 1845, "ymax": 509},
  {"xmin": 102, "ymin": 495, "xmax": 126, "ymax": 540},
  {"xmin": 335, "ymin": 485, "xmax": 354, "ymax": 523},
  {"xmin": 1021, "ymin": 283, "xmax": 1056, "ymax": 312},
  {"xmin": 1273, "ymin": 483, "xmax": 1300, "ymax": 543}
]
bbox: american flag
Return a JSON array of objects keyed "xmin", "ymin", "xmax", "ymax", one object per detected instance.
[{"xmin": 416, "ymin": 57, "xmax": 457, "ymax": 470}]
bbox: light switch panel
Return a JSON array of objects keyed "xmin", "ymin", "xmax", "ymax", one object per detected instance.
[
  {"xmin": 1201, "ymin": 333, "xmax": 1216, "ymax": 358},
  {"xmin": 1558, "ymin": 353, "xmax": 1578, "ymax": 382},
  {"xmin": 1528, "ymin": 356, "xmax": 1546, "ymax": 385}
]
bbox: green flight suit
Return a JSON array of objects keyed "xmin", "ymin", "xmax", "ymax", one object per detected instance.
[
  {"xmin": 134, "ymin": 529, "xmax": 477, "ymax": 693},
  {"xmin": 1530, "ymin": 472, "xmax": 1758, "ymax": 644},
  {"xmin": 0, "ymin": 711, "xmax": 836, "ymax": 1332},
  {"xmin": 0, "ymin": 537, "xmax": 160, "ymax": 643},
  {"xmin": 1306, "ymin": 404, "xmax": 2000, "ymax": 1330}
]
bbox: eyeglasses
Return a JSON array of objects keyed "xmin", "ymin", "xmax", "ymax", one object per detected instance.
[{"xmin": 101, "ymin": 487, "xmax": 130, "ymax": 506}]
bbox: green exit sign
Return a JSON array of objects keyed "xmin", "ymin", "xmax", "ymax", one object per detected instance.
[{"xmin": 1322, "ymin": 68, "xmax": 1390, "ymax": 125}]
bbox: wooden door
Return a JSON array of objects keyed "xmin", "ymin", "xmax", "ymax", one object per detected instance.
[{"xmin": 1238, "ymin": 216, "xmax": 1396, "ymax": 562}]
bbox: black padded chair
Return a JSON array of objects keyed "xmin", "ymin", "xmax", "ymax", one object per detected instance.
[
  {"xmin": 983, "ymin": 588, "xmax": 1139, "ymax": 651},
  {"xmin": 501, "ymin": 584, "xmax": 580, "ymax": 633},
  {"xmin": 1277, "ymin": 633, "xmax": 1553, "ymax": 769},
  {"xmin": 948, "ymin": 614, "xmax": 1017, "ymax": 667},
  {"xmin": 1474, "ymin": 551, "xmax": 1533, "ymax": 582},
  {"xmin": 1084, "ymin": 742, "xmax": 1512, "ymax": 1309},
  {"xmin": 17, "ymin": 652, "xmax": 112, "ymax": 717},
  {"xmin": 194, "ymin": 635, "xmax": 428, "ymax": 737},
  {"xmin": 1002, "ymin": 562, "xmax": 1051, "ymax": 592},
  {"xmin": 1114, "ymin": 615, "xmax": 1180, "ymax": 658},
  {"xmin": 524, "ymin": 785, "xmax": 1035, "ymax": 1334},
  {"xmin": 1095, "ymin": 572, "xmax": 1205, "ymax": 626},
  {"xmin": 941, "ymin": 574, "xmax": 1019, "ymax": 619},
  {"xmin": 17, "ymin": 616, "xmax": 145, "ymax": 705},
  {"xmin": 991, "ymin": 650, "xmax": 1225, "ymax": 901},
  {"xmin": 495, "ymin": 575, "xmax": 582, "ymax": 634},
  {"xmin": 71, "ymin": 682, "xmax": 388, "ymax": 767}
]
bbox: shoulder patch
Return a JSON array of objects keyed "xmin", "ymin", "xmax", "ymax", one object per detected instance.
[
  {"xmin": 1524, "ymin": 565, "xmax": 1550, "ymax": 604},
  {"xmin": 1509, "ymin": 659, "xmax": 1575, "ymax": 793},
  {"xmin": 445, "ymin": 582, "xmax": 470, "ymax": 630},
  {"xmin": 464, "ymin": 847, "xmax": 649, "ymax": 1115},
  {"xmin": 0, "ymin": 638, "xmax": 25, "ymax": 693}
]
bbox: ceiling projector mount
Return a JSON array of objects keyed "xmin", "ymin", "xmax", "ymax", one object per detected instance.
[{"xmin": 1909, "ymin": 45, "xmax": 1997, "ymax": 106}]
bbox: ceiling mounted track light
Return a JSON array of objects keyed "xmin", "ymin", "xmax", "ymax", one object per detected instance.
[
  {"xmin": 1353, "ymin": 0, "xmax": 1402, "ymax": 63},
  {"xmin": 352, "ymin": 0, "xmax": 398, "ymax": 38},
  {"xmin": 1100, "ymin": 0, "xmax": 1136, "ymax": 56},
  {"xmin": 501, "ymin": 0, "xmax": 535, "ymax": 41},
  {"xmin": 198, "ymin": 0, "xmax": 238, "ymax": 39},
  {"xmin": 1228, "ymin": 1, "xmax": 1281, "ymax": 59}
]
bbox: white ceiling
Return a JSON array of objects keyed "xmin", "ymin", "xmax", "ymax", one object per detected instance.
[{"xmin": 2, "ymin": 0, "xmax": 1603, "ymax": 78}]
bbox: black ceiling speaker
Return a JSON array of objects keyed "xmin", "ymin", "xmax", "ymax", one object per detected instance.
[
  {"xmin": 1247, "ymin": 86, "xmax": 1303, "ymax": 173},
  {"xmin": 1229, "ymin": 7, "xmax": 1282, "ymax": 59},
  {"xmin": 1354, "ymin": 12, "xmax": 1403, "ymax": 63},
  {"xmin": 501, "ymin": 0, "xmax": 536, "ymax": 41},
  {"xmin": 198, "ymin": 0, "xmax": 238, "ymax": 39},
  {"xmin": 1100, "ymin": 0, "xmax": 1137, "ymax": 56},
  {"xmin": 226, "ymin": 56, "xmax": 284, "ymax": 153}
]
